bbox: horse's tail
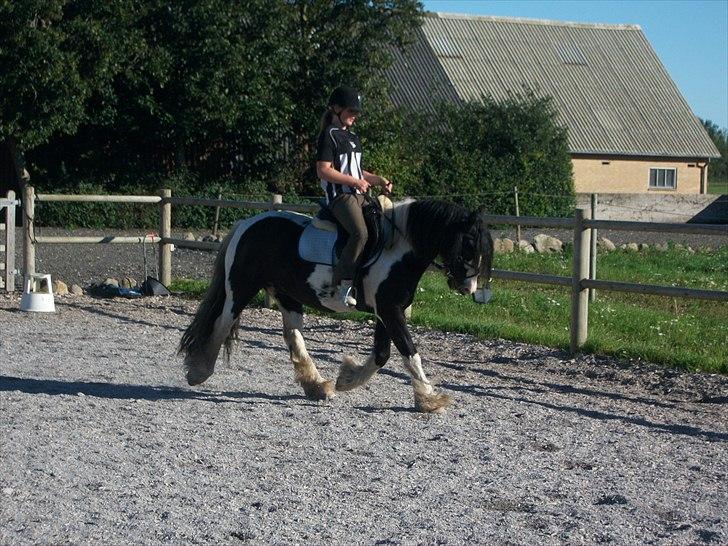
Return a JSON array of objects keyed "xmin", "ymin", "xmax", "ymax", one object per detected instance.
[{"xmin": 178, "ymin": 223, "xmax": 237, "ymax": 360}]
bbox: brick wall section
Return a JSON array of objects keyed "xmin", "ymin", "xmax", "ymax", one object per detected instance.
[{"xmin": 572, "ymin": 155, "xmax": 708, "ymax": 194}]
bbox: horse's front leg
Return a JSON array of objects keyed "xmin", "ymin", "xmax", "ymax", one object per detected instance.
[
  {"xmin": 379, "ymin": 306, "xmax": 451, "ymax": 413},
  {"xmin": 275, "ymin": 293, "xmax": 334, "ymax": 401},
  {"xmin": 336, "ymin": 320, "xmax": 390, "ymax": 391}
]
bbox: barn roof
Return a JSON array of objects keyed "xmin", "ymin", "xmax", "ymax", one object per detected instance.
[{"xmin": 385, "ymin": 12, "xmax": 720, "ymax": 159}]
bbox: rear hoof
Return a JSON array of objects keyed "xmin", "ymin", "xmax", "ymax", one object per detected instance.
[
  {"xmin": 414, "ymin": 390, "xmax": 451, "ymax": 414},
  {"xmin": 186, "ymin": 367, "xmax": 213, "ymax": 386},
  {"xmin": 303, "ymin": 379, "xmax": 335, "ymax": 401}
]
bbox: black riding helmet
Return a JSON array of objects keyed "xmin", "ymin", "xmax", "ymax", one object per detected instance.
[{"xmin": 328, "ymin": 85, "xmax": 362, "ymax": 112}]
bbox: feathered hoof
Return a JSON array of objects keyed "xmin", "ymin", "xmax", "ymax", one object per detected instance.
[
  {"xmin": 414, "ymin": 390, "xmax": 451, "ymax": 414},
  {"xmin": 302, "ymin": 379, "xmax": 335, "ymax": 401},
  {"xmin": 335, "ymin": 356, "xmax": 363, "ymax": 391}
]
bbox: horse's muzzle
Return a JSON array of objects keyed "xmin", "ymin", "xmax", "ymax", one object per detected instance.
[{"xmin": 451, "ymin": 277, "xmax": 478, "ymax": 295}]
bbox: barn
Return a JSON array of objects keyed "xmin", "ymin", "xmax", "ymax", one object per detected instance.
[{"xmin": 385, "ymin": 12, "xmax": 721, "ymax": 194}]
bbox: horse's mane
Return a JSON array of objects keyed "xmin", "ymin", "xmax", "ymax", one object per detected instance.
[{"xmin": 402, "ymin": 199, "xmax": 470, "ymax": 259}]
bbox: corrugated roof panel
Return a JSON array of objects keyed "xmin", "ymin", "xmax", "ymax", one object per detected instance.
[{"xmin": 385, "ymin": 13, "xmax": 720, "ymax": 158}]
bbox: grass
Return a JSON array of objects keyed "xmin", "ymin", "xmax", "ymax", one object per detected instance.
[
  {"xmin": 708, "ymin": 178, "xmax": 728, "ymax": 194},
  {"xmin": 170, "ymin": 246, "xmax": 728, "ymax": 374}
]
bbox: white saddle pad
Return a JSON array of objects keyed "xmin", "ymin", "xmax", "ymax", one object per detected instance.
[{"xmin": 298, "ymin": 222, "xmax": 338, "ymax": 266}]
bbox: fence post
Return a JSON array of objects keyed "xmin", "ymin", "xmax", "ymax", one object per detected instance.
[
  {"xmin": 5, "ymin": 191, "xmax": 16, "ymax": 292},
  {"xmin": 270, "ymin": 193, "xmax": 282, "ymax": 211},
  {"xmin": 212, "ymin": 192, "xmax": 222, "ymax": 238},
  {"xmin": 514, "ymin": 186, "xmax": 521, "ymax": 243},
  {"xmin": 159, "ymin": 188, "xmax": 172, "ymax": 287},
  {"xmin": 589, "ymin": 193, "xmax": 598, "ymax": 302},
  {"xmin": 570, "ymin": 207, "xmax": 591, "ymax": 353},
  {"xmin": 22, "ymin": 185, "xmax": 35, "ymax": 280},
  {"xmin": 264, "ymin": 193, "xmax": 284, "ymax": 309}
]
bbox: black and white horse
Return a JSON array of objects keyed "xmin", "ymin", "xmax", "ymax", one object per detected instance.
[{"xmin": 179, "ymin": 199, "xmax": 493, "ymax": 413}]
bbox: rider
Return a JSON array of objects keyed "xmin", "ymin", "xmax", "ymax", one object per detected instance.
[{"xmin": 316, "ymin": 85, "xmax": 392, "ymax": 307}]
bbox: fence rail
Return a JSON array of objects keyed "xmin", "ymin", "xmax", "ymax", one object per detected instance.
[{"xmin": 19, "ymin": 186, "xmax": 728, "ymax": 354}]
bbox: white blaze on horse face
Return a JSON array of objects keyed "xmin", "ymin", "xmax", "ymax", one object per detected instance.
[{"xmin": 465, "ymin": 274, "xmax": 478, "ymax": 294}]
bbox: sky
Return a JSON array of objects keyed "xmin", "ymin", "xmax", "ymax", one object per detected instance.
[{"xmin": 423, "ymin": 0, "xmax": 728, "ymax": 128}]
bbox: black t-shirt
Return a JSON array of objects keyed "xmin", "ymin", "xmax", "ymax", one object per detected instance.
[{"xmin": 316, "ymin": 124, "xmax": 364, "ymax": 203}]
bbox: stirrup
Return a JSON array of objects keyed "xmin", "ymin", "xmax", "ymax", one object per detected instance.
[{"xmin": 339, "ymin": 282, "xmax": 357, "ymax": 307}]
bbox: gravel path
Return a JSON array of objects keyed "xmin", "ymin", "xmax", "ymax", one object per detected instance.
[{"xmin": 1, "ymin": 294, "xmax": 727, "ymax": 545}]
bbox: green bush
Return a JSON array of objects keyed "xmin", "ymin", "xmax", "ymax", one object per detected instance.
[
  {"xmin": 359, "ymin": 91, "xmax": 575, "ymax": 217},
  {"xmin": 33, "ymin": 173, "xmax": 273, "ymax": 230},
  {"xmin": 33, "ymin": 92, "xmax": 574, "ymax": 227}
]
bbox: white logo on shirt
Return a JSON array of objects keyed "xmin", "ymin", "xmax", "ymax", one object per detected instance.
[{"xmin": 350, "ymin": 142, "xmax": 357, "ymax": 149}]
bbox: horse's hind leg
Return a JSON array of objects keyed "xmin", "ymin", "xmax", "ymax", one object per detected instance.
[
  {"xmin": 184, "ymin": 283, "xmax": 259, "ymax": 386},
  {"xmin": 274, "ymin": 293, "xmax": 334, "ymax": 401}
]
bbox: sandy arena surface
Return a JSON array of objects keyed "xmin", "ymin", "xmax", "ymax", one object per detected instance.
[{"xmin": 1, "ymin": 294, "xmax": 726, "ymax": 545}]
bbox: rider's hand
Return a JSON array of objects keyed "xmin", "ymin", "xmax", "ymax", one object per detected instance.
[
  {"xmin": 380, "ymin": 177, "xmax": 393, "ymax": 195},
  {"xmin": 354, "ymin": 178, "xmax": 370, "ymax": 193}
]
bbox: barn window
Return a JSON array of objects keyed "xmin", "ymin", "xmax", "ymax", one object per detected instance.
[{"xmin": 648, "ymin": 168, "xmax": 676, "ymax": 189}]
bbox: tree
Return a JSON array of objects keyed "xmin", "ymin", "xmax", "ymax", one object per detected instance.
[
  {"xmin": 702, "ymin": 119, "xmax": 727, "ymax": 190},
  {"xmin": 0, "ymin": 1, "xmax": 131, "ymax": 188},
  {"xmin": 280, "ymin": 0, "xmax": 423, "ymax": 192},
  {"xmin": 24, "ymin": 0, "xmax": 424, "ymax": 196}
]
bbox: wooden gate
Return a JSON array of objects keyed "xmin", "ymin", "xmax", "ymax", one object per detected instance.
[{"xmin": 1, "ymin": 190, "xmax": 18, "ymax": 292}]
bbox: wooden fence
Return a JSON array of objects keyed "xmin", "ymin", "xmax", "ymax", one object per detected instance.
[
  {"xmin": 20, "ymin": 186, "xmax": 728, "ymax": 353},
  {"xmin": 1, "ymin": 190, "xmax": 18, "ymax": 292}
]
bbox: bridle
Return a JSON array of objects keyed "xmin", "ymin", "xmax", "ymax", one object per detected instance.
[{"xmin": 432, "ymin": 225, "xmax": 487, "ymax": 283}]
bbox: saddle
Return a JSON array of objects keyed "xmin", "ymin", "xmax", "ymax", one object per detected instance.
[{"xmin": 298, "ymin": 195, "xmax": 395, "ymax": 270}]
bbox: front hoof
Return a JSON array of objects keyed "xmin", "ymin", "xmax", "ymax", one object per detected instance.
[
  {"xmin": 302, "ymin": 380, "xmax": 335, "ymax": 401},
  {"xmin": 414, "ymin": 390, "xmax": 451, "ymax": 414}
]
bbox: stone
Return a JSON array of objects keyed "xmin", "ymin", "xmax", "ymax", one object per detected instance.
[
  {"xmin": 201, "ymin": 234, "xmax": 216, "ymax": 243},
  {"xmin": 494, "ymin": 238, "xmax": 514, "ymax": 254},
  {"xmin": 184, "ymin": 232, "xmax": 196, "ymax": 241},
  {"xmin": 597, "ymin": 237, "xmax": 616, "ymax": 252},
  {"xmin": 621, "ymin": 243, "xmax": 639, "ymax": 252},
  {"xmin": 638, "ymin": 243, "xmax": 650, "ymax": 252},
  {"xmin": 533, "ymin": 234, "xmax": 563, "ymax": 254},
  {"xmin": 654, "ymin": 243, "xmax": 669, "ymax": 252},
  {"xmin": 518, "ymin": 240, "xmax": 535, "ymax": 254},
  {"xmin": 70, "ymin": 284, "xmax": 84, "ymax": 296},
  {"xmin": 103, "ymin": 277, "xmax": 119, "ymax": 287},
  {"xmin": 52, "ymin": 280, "xmax": 68, "ymax": 295},
  {"xmin": 120, "ymin": 277, "xmax": 137, "ymax": 288}
]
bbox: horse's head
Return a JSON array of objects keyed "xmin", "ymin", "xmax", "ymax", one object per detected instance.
[{"xmin": 441, "ymin": 211, "xmax": 494, "ymax": 295}]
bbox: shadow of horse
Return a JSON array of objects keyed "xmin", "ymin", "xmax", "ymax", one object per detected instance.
[{"xmin": 0, "ymin": 375, "xmax": 307, "ymax": 405}]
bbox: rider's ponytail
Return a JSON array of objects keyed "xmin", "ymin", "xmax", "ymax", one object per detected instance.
[{"xmin": 319, "ymin": 108, "xmax": 335, "ymax": 132}]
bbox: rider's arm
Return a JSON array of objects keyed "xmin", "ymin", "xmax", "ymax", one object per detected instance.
[
  {"xmin": 363, "ymin": 171, "xmax": 392, "ymax": 193},
  {"xmin": 317, "ymin": 161, "xmax": 369, "ymax": 192}
]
